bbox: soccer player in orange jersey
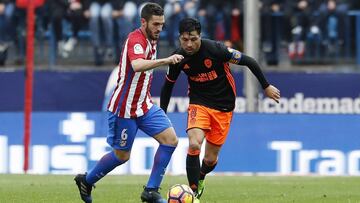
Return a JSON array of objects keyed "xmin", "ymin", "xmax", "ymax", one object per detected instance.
[{"xmin": 160, "ymin": 18, "xmax": 280, "ymax": 199}]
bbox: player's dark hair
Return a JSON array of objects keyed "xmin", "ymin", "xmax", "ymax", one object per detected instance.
[
  {"xmin": 141, "ymin": 3, "xmax": 164, "ymax": 21},
  {"xmin": 179, "ymin": 18, "xmax": 201, "ymax": 35}
]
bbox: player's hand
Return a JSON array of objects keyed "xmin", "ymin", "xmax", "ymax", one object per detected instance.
[
  {"xmin": 264, "ymin": 85, "xmax": 280, "ymax": 103},
  {"xmin": 167, "ymin": 54, "xmax": 184, "ymax": 64}
]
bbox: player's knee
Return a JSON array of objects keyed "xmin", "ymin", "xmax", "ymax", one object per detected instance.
[
  {"xmin": 188, "ymin": 136, "xmax": 202, "ymax": 151},
  {"xmin": 162, "ymin": 134, "xmax": 178, "ymax": 146},
  {"xmin": 203, "ymin": 156, "xmax": 218, "ymax": 166},
  {"xmin": 155, "ymin": 127, "xmax": 178, "ymax": 146},
  {"xmin": 188, "ymin": 142, "xmax": 201, "ymax": 151},
  {"xmin": 172, "ymin": 136, "xmax": 179, "ymax": 146},
  {"xmin": 113, "ymin": 149, "xmax": 130, "ymax": 162}
]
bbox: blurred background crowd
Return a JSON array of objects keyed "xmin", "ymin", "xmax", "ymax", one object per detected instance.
[{"xmin": 0, "ymin": 0, "xmax": 360, "ymax": 68}]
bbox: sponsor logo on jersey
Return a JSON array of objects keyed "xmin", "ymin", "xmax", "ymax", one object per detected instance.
[
  {"xmin": 189, "ymin": 70, "xmax": 218, "ymax": 82},
  {"xmin": 183, "ymin": 64, "xmax": 190, "ymax": 69},
  {"xmin": 134, "ymin": 44, "xmax": 144, "ymax": 54}
]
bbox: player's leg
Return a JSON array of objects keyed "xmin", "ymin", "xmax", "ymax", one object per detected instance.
[
  {"xmin": 196, "ymin": 142, "xmax": 221, "ymax": 198},
  {"xmin": 74, "ymin": 150, "xmax": 130, "ymax": 203},
  {"xmin": 186, "ymin": 104, "xmax": 209, "ymax": 194},
  {"xmin": 86, "ymin": 112, "xmax": 137, "ymax": 183},
  {"xmin": 197, "ymin": 109, "xmax": 233, "ymax": 198},
  {"xmin": 74, "ymin": 112, "xmax": 137, "ymax": 203},
  {"xmin": 138, "ymin": 105, "xmax": 178, "ymax": 202},
  {"xmin": 186, "ymin": 128, "xmax": 205, "ymax": 193},
  {"xmin": 200, "ymin": 142, "xmax": 221, "ymax": 180}
]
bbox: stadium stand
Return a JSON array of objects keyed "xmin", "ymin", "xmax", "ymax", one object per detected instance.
[{"xmin": 0, "ymin": 0, "xmax": 359, "ymax": 69}]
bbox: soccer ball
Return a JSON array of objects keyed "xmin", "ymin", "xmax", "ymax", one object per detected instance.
[{"xmin": 167, "ymin": 184, "xmax": 194, "ymax": 203}]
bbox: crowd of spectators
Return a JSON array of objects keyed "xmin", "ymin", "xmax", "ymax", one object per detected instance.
[
  {"xmin": 261, "ymin": 0, "xmax": 360, "ymax": 65},
  {"xmin": 0, "ymin": 0, "xmax": 360, "ymax": 66}
]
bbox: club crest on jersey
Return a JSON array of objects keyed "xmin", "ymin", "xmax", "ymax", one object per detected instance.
[
  {"xmin": 134, "ymin": 43, "xmax": 144, "ymax": 54},
  {"xmin": 204, "ymin": 58, "xmax": 212, "ymax": 68}
]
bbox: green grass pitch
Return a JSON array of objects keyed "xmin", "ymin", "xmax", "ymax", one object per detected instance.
[{"xmin": 1, "ymin": 174, "xmax": 360, "ymax": 203}]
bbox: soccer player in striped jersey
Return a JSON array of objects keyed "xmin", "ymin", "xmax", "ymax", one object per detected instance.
[
  {"xmin": 160, "ymin": 18, "xmax": 280, "ymax": 200},
  {"xmin": 74, "ymin": 3, "xmax": 184, "ymax": 203}
]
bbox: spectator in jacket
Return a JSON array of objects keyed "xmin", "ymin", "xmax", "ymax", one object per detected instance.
[
  {"xmin": 84, "ymin": 0, "xmax": 113, "ymax": 66},
  {"xmin": 0, "ymin": 0, "xmax": 15, "ymax": 65}
]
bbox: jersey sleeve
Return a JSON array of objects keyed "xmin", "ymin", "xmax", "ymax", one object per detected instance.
[
  {"xmin": 165, "ymin": 63, "xmax": 181, "ymax": 83},
  {"xmin": 213, "ymin": 41, "xmax": 233, "ymax": 62},
  {"xmin": 237, "ymin": 54, "xmax": 269, "ymax": 89},
  {"xmin": 227, "ymin": 47, "xmax": 243, "ymax": 64},
  {"xmin": 161, "ymin": 63, "xmax": 181, "ymax": 113},
  {"xmin": 127, "ymin": 35, "xmax": 147, "ymax": 62}
]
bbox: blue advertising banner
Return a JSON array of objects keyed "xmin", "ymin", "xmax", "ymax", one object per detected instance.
[
  {"xmin": 0, "ymin": 70, "xmax": 360, "ymax": 113},
  {"xmin": 0, "ymin": 70, "xmax": 109, "ymax": 111},
  {"xmin": 1, "ymin": 70, "xmax": 359, "ymax": 175},
  {"xmin": 1, "ymin": 112, "xmax": 359, "ymax": 175}
]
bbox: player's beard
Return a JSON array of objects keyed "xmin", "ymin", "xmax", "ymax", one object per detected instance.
[
  {"xmin": 184, "ymin": 49, "xmax": 195, "ymax": 55},
  {"xmin": 145, "ymin": 26, "xmax": 159, "ymax": 41},
  {"xmin": 183, "ymin": 46, "xmax": 198, "ymax": 55}
]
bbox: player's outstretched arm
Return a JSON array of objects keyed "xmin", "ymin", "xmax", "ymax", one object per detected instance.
[
  {"xmin": 230, "ymin": 52, "xmax": 281, "ymax": 103},
  {"xmin": 131, "ymin": 54, "xmax": 184, "ymax": 72},
  {"xmin": 234, "ymin": 54, "xmax": 269, "ymax": 89}
]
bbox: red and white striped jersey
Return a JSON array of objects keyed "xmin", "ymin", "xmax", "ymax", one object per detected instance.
[{"xmin": 107, "ymin": 29, "xmax": 157, "ymax": 118}]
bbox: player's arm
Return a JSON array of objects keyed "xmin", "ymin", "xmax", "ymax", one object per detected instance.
[
  {"xmin": 228, "ymin": 49, "xmax": 281, "ymax": 103},
  {"xmin": 160, "ymin": 78, "xmax": 175, "ymax": 113},
  {"xmin": 127, "ymin": 36, "xmax": 183, "ymax": 72},
  {"xmin": 160, "ymin": 64, "xmax": 181, "ymax": 113},
  {"xmin": 131, "ymin": 55, "xmax": 183, "ymax": 72}
]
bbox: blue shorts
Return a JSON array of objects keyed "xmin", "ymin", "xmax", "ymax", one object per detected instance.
[{"xmin": 107, "ymin": 105, "xmax": 172, "ymax": 151}]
